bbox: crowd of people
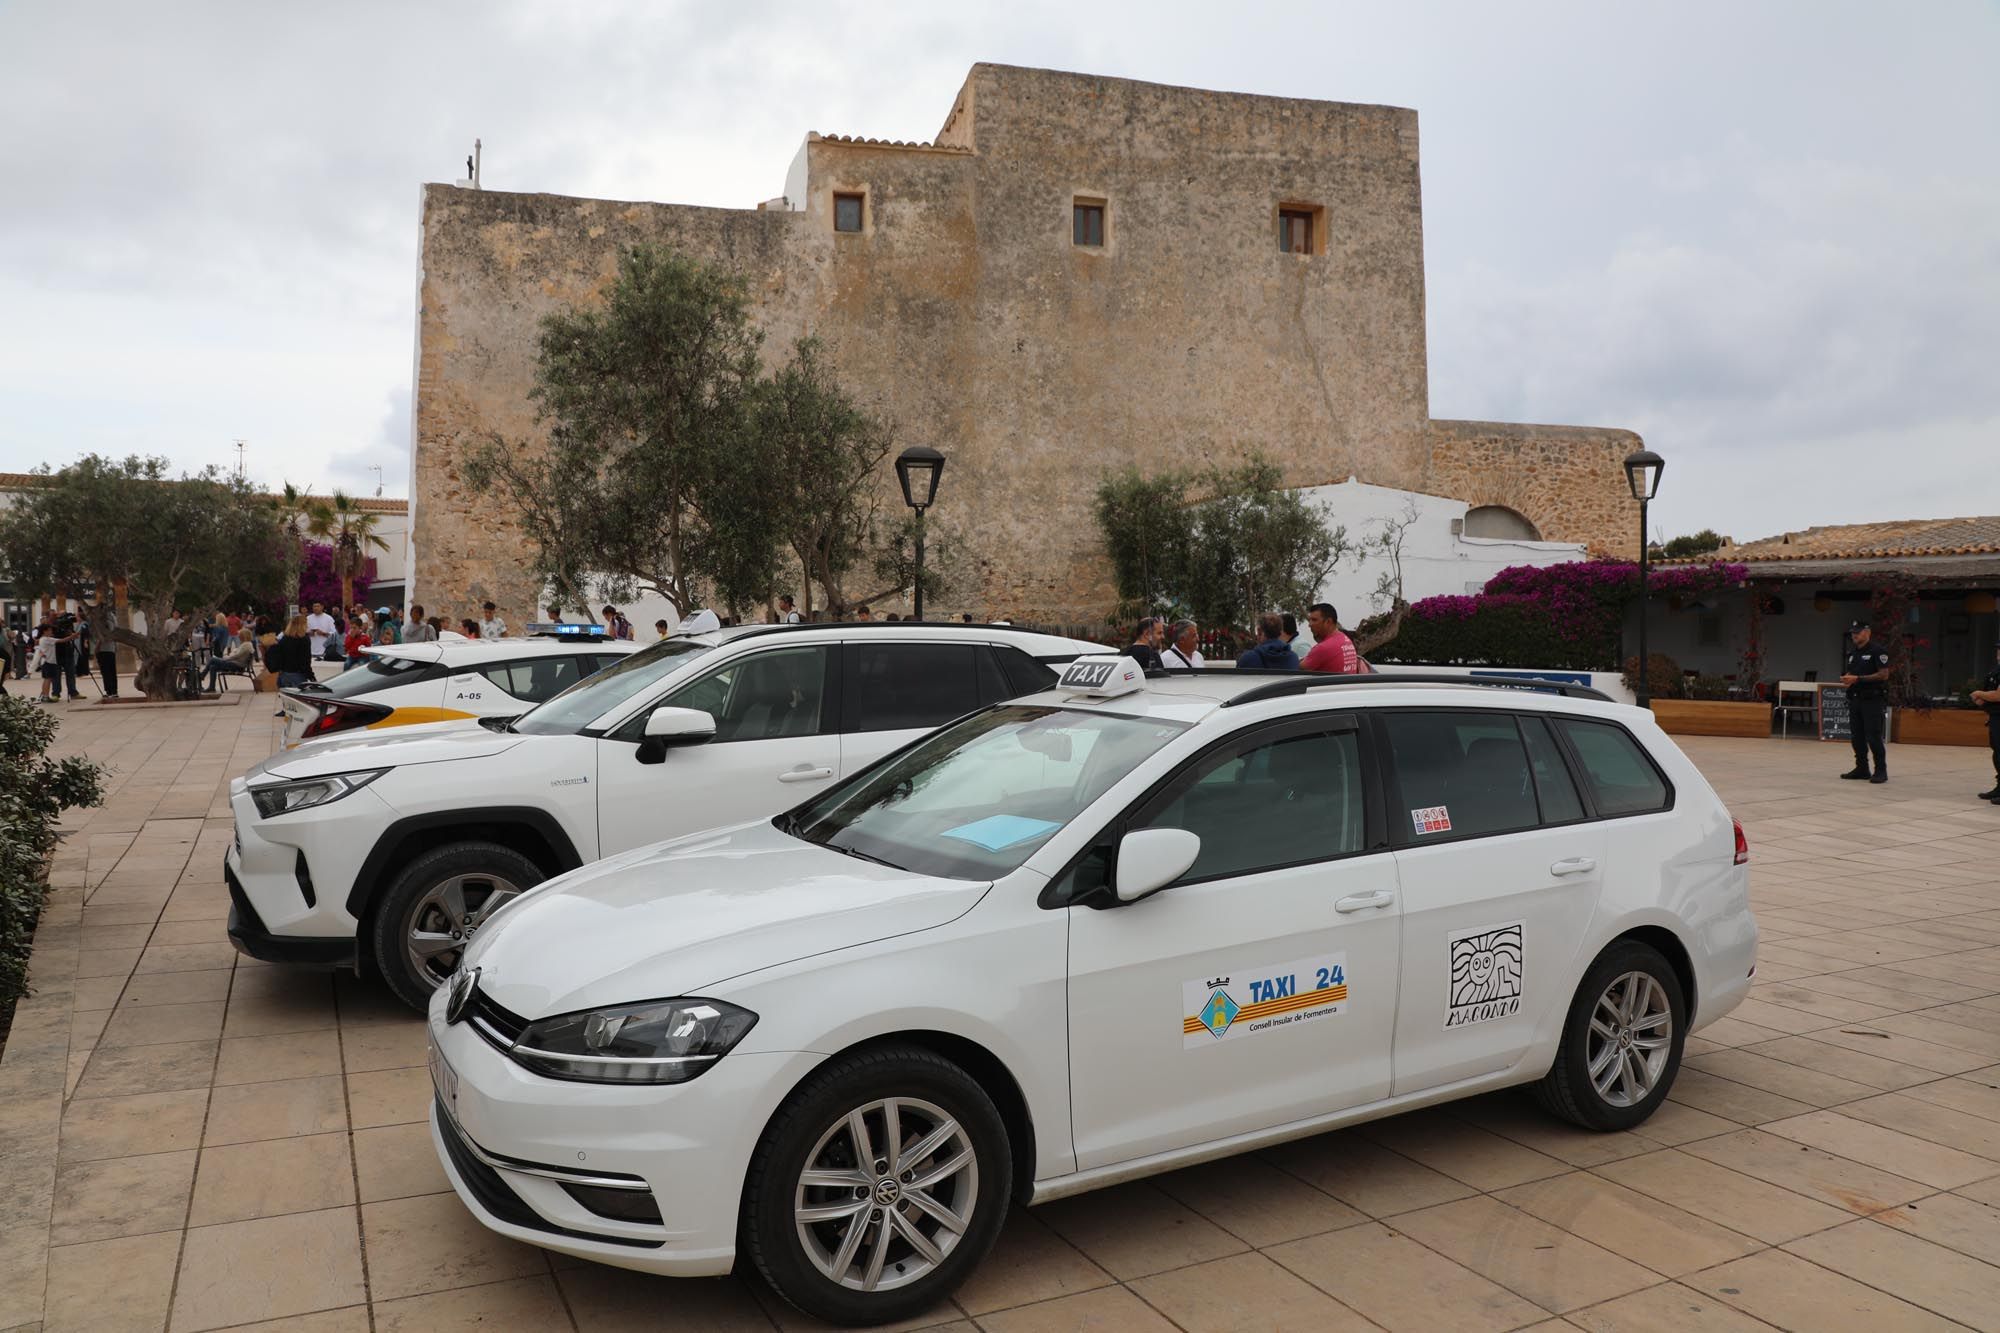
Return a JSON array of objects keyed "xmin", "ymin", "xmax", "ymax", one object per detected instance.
[{"xmin": 1122, "ymin": 603, "xmax": 1366, "ymax": 676}]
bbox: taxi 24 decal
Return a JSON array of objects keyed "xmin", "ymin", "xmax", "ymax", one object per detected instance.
[
  {"xmin": 1183, "ymin": 955, "xmax": 1347, "ymax": 1050},
  {"xmin": 1445, "ymin": 923, "xmax": 1523, "ymax": 1029}
]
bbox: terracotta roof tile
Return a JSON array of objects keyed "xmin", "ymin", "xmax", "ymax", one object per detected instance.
[
  {"xmin": 808, "ymin": 132, "xmax": 971, "ymax": 154},
  {"xmin": 1708, "ymin": 515, "xmax": 2000, "ymax": 563}
]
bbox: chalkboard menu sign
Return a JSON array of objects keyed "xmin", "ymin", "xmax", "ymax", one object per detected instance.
[{"xmin": 1817, "ymin": 686, "xmax": 1851, "ymax": 741}]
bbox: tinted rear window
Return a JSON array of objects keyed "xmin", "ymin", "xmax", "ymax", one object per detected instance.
[
  {"xmin": 1381, "ymin": 711, "xmax": 1538, "ymax": 842},
  {"xmin": 845, "ymin": 643, "xmax": 981, "ymax": 733},
  {"xmin": 316, "ymin": 655, "xmax": 437, "ymax": 699},
  {"xmin": 1556, "ymin": 719, "xmax": 1672, "ymax": 815}
]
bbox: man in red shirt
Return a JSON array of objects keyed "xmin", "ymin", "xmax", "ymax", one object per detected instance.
[{"xmin": 1299, "ymin": 602, "xmax": 1362, "ymax": 674}]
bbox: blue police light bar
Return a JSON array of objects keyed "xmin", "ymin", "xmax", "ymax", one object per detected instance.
[{"xmin": 526, "ymin": 622, "xmax": 608, "ymax": 641}]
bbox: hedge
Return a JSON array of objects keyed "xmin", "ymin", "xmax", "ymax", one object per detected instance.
[{"xmin": 0, "ymin": 695, "xmax": 106, "ymax": 1024}]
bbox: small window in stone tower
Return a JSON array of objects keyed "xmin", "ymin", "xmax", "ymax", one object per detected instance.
[
  {"xmin": 1073, "ymin": 200, "xmax": 1105, "ymax": 247},
  {"xmin": 833, "ymin": 193, "xmax": 864, "ymax": 233},
  {"xmin": 1279, "ymin": 208, "xmax": 1316, "ymax": 255}
]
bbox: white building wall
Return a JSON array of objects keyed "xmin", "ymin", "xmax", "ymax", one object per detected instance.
[{"xmin": 1296, "ymin": 479, "xmax": 1587, "ymax": 621}]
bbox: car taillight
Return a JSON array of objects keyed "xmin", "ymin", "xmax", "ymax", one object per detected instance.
[
  {"xmin": 300, "ymin": 697, "xmax": 393, "ymax": 739},
  {"xmin": 1732, "ymin": 819, "xmax": 1749, "ymax": 865}
]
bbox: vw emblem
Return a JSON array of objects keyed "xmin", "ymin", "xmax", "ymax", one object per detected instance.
[{"xmin": 445, "ymin": 966, "xmax": 480, "ymax": 1025}]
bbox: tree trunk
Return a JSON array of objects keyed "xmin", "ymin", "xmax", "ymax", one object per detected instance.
[
  {"xmin": 133, "ymin": 652, "xmax": 182, "ymax": 700},
  {"xmin": 1354, "ymin": 600, "xmax": 1409, "ymax": 657}
]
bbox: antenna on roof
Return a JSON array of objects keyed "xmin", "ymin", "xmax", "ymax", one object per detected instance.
[{"xmin": 369, "ymin": 464, "xmax": 384, "ymax": 498}]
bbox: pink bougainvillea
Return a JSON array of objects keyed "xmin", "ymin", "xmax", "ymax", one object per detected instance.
[{"xmin": 1380, "ymin": 561, "xmax": 1747, "ymax": 670}]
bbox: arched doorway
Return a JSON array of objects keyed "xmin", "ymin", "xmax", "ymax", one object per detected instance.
[{"xmin": 1463, "ymin": 505, "xmax": 1541, "ymax": 541}]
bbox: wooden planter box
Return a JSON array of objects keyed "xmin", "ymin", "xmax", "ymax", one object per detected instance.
[
  {"xmin": 1650, "ymin": 699, "xmax": 1772, "ymax": 738},
  {"xmin": 1893, "ymin": 708, "xmax": 1990, "ymax": 747}
]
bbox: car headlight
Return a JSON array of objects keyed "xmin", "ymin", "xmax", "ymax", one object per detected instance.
[
  {"xmin": 511, "ymin": 998, "xmax": 758, "ymax": 1084},
  {"xmin": 248, "ymin": 770, "xmax": 385, "ymax": 819}
]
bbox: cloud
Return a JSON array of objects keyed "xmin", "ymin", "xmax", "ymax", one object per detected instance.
[{"xmin": 0, "ymin": 0, "xmax": 1994, "ymax": 552}]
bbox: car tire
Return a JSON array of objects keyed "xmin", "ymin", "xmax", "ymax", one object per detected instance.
[
  {"xmin": 742, "ymin": 1044, "xmax": 1012, "ymax": 1327},
  {"xmin": 1534, "ymin": 938, "xmax": 1687, "ymax": 1132},
  {"xmin": 368, "ymin": 840, "xmax": 543, "ymax": 1012}
]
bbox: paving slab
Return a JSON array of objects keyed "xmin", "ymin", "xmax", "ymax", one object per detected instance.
[{"xmin": 3, "ymin": 688, "xmax": 1998, "ymax": 1328}]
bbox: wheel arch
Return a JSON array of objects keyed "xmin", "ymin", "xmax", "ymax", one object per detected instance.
[
  {"xmin": 1609, "ymin": 923, "xmax": 1697, "ymax": 1020},
  {"xmin": 344, "ymin": 807, "xmax": 584, "ymax": 934},
  {"xmin": 763, "ymin": 1030, "xmax": 1039, "ymax": 1206}
]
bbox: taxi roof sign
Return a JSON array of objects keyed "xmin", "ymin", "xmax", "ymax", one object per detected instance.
[{"xmin": 1057, "ymin": 655, "xmax": 1146, "ymax": 698}]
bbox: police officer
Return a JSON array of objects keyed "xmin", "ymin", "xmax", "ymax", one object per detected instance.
[
  {"xmin": 1839, "ymin": 620, "xmax": 1892, "ymax": 784},
  {"xmin": 1970, "ymin": 644, "xmax": 2000, "ymax": 804}
]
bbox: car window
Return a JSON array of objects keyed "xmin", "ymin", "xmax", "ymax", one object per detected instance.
[
  {"xmin": 1381, "ymin": 711, "xmax": 1539, "ymax": 842},
  {"xmin": 315, "ymin": 655, "xmax": 438, "ymax": 700},
  {"xmin": 511, "ymin": 637, "xmax": 715, "ymax": 736},
  {"xmin": 1556, "ymin": 718, "xmax": 1671, "ymax": 815},
  {"xmin": 844, "ymin": 643, "xmax": 980, "ymax": 733},
  {"xmin": 994, "ymin": 646, "xmax": 1059, "ymax": 696},
  {"xmin": 1518, "ymin": 716, "xmax": 1585, "ymax": 823},
  {"xmin": 657, "ymin": 645, "xmax": 828, "ymax": 743},
  {"xmin": 789, "ymin": 705, "xmax": 1189, "ymax": 880},
  {"xmin": 1138, "ymin": 727, "xmax": 1365, "ymax": 884},
  {"xmin": 478, "ymin": 656, "xmax": 588, "ymax": 704},
  {"xmin": 974, "ymin": 647, "xmax": 1012, "ymax": 706}
]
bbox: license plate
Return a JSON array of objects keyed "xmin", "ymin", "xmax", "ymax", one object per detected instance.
[{"xmin": 429, "ymin": 1038, "xmax": 459, "ymax": 1117}]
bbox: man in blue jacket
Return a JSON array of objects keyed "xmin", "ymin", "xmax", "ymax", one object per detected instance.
[{"xmin": 1236, "ymin": 613, "xmax": 1299, "ymax": 670}]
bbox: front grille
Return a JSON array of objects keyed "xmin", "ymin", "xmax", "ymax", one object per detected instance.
[
  {"xmin": 435, "ymin": 1101, "xmax": 661, "ymax": 1248},
  {"xmin": 467, "ymin": 988, "xmax": 528, "ymax": 1052}
]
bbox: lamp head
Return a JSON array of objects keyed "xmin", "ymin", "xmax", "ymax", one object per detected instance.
[
  {"xmin": 895, "ymin": 445, "xmax": 945, "ymax": 510},
  {"xmin": 1623, "ymin": 448, "xmax": 1665, "ymax": 502}
]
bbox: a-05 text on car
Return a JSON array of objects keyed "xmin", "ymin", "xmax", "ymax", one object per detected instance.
[
  {"xmin": 227, "ymin": 623, "xmax": 1098, "ymax": 1008},
  {"xmin": 425, "ymin": 658, "xmax": 1757, "ymax": 1326}
]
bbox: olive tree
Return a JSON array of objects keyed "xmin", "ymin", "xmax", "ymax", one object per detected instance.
[{"xmin": 0, "ymin": 455, "xmax": 289, "ymax": 698}]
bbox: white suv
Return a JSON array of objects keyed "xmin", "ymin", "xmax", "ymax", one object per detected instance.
[
  {"xmin": 227, "ymin": 623, "xmax": 1099, "ymax": 1006},
  {"xmin": 279, "ymin": 631, "xmax": 645, "ymax": 748},
  {"xmin": 425, "ymin": 660, "xmax": 1756, "ymax": 1326}
]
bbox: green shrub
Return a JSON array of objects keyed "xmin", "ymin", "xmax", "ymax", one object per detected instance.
[
  {"xmin": 0, "ymin": 695, "xmax": 106, "ymax": 1009},
  {"xmin": 1620, "ymin": 653, "xmax": 1682, "ymax": 699}
]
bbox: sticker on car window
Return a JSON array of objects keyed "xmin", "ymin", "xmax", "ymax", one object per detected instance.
[
  {"xmin": 940, "ymin": 815, "xmax": 1061, "ymax": 852},
  {"xmin": 1411, "ymin": 805, "xmax": 1452, "ymax": 835},
  {"xmin": 1182, "ymin": 955, "xmax": 1347, "ymax": 1049},
  {"xmin": 1446, "ymin": 923, "xmax": 1523, "ymax": 1028}
]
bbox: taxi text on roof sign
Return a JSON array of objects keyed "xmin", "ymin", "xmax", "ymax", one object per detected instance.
[{"xmin": 1058, "ymin": 655, "xmax": 1146, "ymax": 698}]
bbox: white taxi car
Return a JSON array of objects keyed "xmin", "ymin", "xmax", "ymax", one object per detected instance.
[
  {"xmin": 427, "ymin": 658, "xmax": 1757, "ymax": 1326},
  {"xmin": 279, "ymin": 628, "xmax": 644, "ymax": 748},
  {"xmin": 228, "ymin": 623, "xmax": 1098, "ymax": 1008}
]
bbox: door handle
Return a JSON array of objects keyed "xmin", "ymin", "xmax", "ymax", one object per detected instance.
[
  {"xmin": 1335, "ymin": 889, "xmax": 1396, "ymax": 913},
  {"xmin": 777, "ymin": 767, "xmax": 834, "ymax": 784},
  {"xmin": 1550, "ymin": 857, "xmax": 1598, "ymax": 876}
]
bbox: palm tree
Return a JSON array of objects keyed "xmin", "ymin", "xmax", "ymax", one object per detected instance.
[{"xmin": 307, "ymin": 492, "xmax": 388, "ymax": 612}]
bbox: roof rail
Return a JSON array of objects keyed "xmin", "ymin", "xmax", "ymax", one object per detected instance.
[{"xmin": 1207, "ymin": 669, "xmax": 1613, "ymax": 707}]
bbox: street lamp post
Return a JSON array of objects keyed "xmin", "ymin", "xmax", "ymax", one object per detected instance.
[
  {"xmin": 894, "ymin": 445, "xmax": 945, "ymax": 620},
  {"xmin": 1623, "ymin": 448, "xmax": 1666, "ymax": 707}
]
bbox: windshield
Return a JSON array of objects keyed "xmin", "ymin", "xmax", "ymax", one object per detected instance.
[
  {"xmin": 511, "ymin": 638, "xmax": 715, "ymax": 735},
  {"xmin": 313, "ymin": 654, "xmax": 435, "ymax": 699},
  {"xmin": 787, "ymin": 705, "xmax": 1189, "ymax": 880}
]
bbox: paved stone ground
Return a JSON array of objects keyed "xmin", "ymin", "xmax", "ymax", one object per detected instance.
[{"xmin": 4, "ymin": 681, "xmax": 2000, "ymax": 1331}]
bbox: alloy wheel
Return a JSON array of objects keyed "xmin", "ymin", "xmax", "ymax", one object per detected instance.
[
  {"xmin": 404, "ymin": 872, "xmax": 522, "ymax": 989},
  {"xmin": 793, "ymin": 1096, "xmax": 979, "ymax": 1293},
  {"xmin": 1587, "ymin": 970, "xmax": 1672, "ymax": 1107}
]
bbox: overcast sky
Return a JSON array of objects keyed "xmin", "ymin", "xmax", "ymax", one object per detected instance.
[{"xmin": 1, "ymin": 1, "xmax": 1993, "ymax": 544}]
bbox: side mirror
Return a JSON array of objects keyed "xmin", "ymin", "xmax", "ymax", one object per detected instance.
[
  {"xmin": 644, "ymin": 707, "xmax": 716, "ymax": 743},
  {"xmin": 636, "ymin": 707, "xmax": 716, "ymax": 765},
  {"xmin": 1113, "ymin": 828, "xmax": 1201, "ymax": 903}
]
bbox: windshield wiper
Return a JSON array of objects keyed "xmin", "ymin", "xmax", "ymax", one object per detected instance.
[{"xmin": 826, "ymin": 841, "xmax": 902, "ymax": 869}]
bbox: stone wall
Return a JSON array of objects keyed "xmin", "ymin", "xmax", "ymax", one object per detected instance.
[
  {"xmin": 410, "ymin": 63, "xmax": 1624, "ymax": 626},
  {"xmin": 1423, "ymin": 420, "xmax": 1643, "ymax": 559}
]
